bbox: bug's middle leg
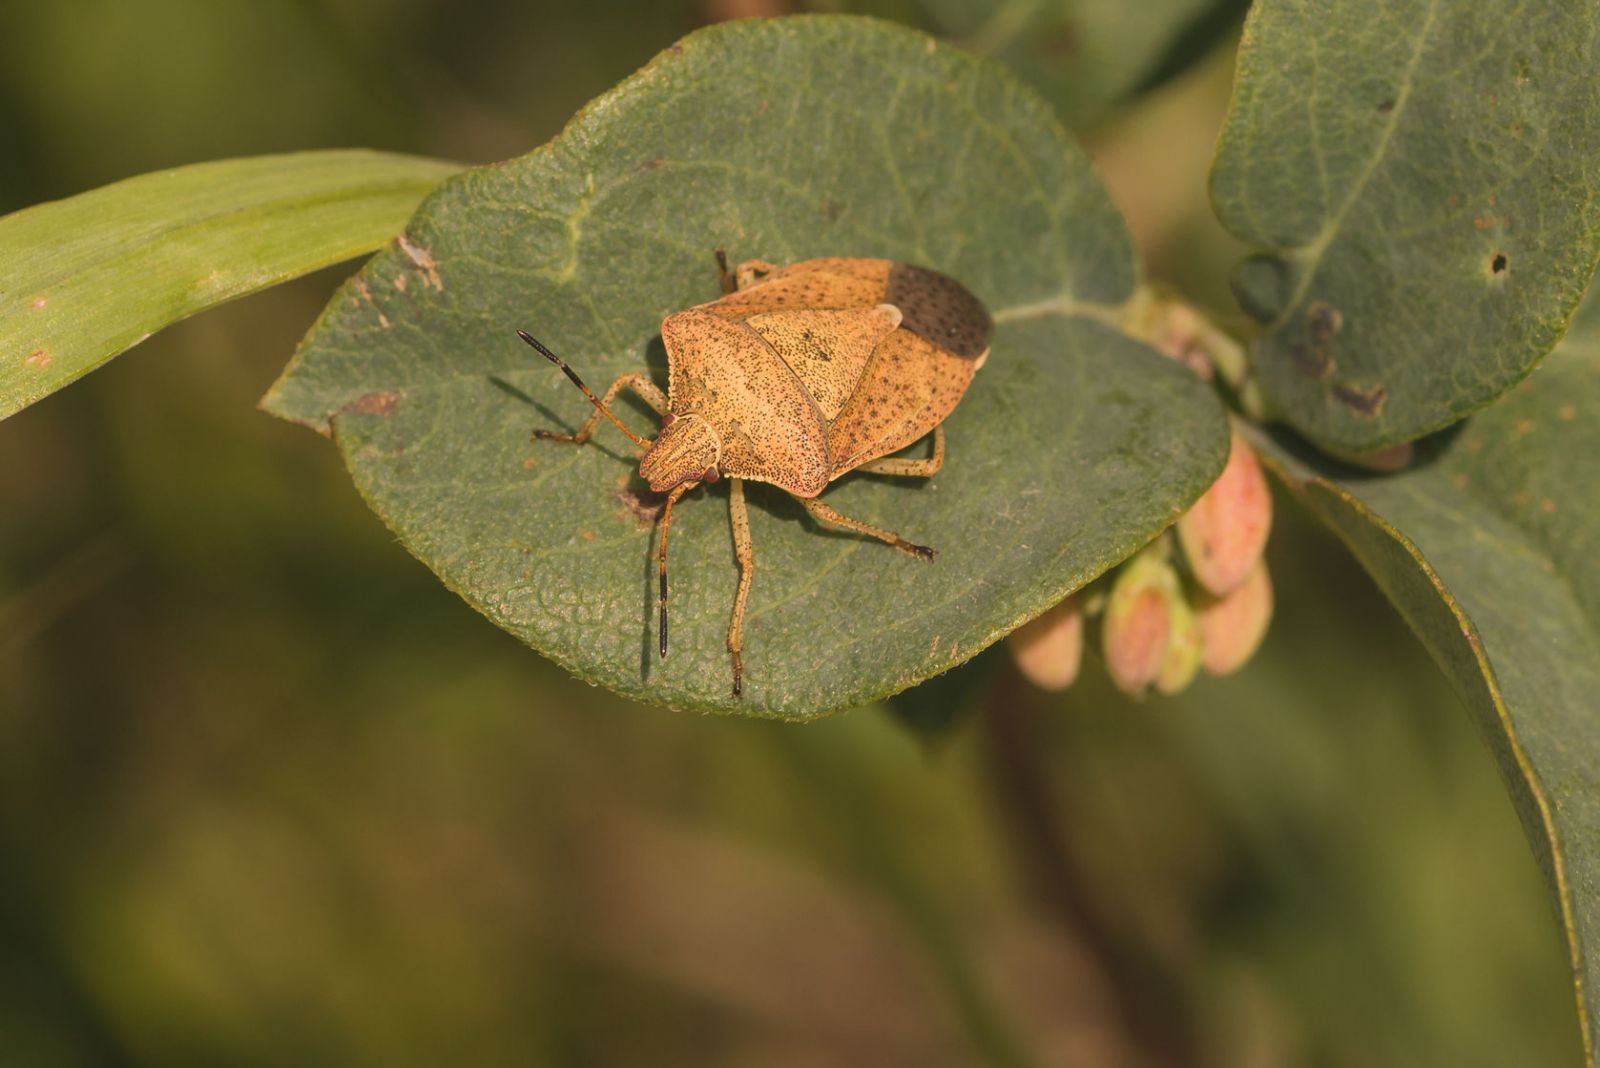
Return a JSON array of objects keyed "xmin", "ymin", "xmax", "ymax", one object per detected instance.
[
  {"xmin": 854, "ymin": 426, "xmax": 945, "ymax": 478},
  {"xmin": 726, "ymin": 477, "xmax": 754, "ymax": 698},
  {"xmin": 533, "ymin": 373, "xmax": 666, "ymax": 444},
  {"xmin": 798, "ymin": 496, "xmax": 936, "ymax": 561}
]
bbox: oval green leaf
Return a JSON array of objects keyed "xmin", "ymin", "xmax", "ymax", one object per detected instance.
[
  {"xmin": 263, "ymin": 16, "xmax": 1229, "ymax": 718},
  {"xmin": 0, "ymin": 150, "xmax": 461, "ymax": 420},
  {"xmin": 1212, "ymin": 0, "xmax": 1600, "ymax": 452},
  {"xmin": 1254, "ymin": 280, "xmax": 1600, "ymax": 1059}
]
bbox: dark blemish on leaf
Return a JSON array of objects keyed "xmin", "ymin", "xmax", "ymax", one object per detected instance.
[
  {"xmin": 821, "ymin": 199, "xmax": 842, "ymax": 222},
  {"xmin": 396, "ymin": 234, "xmax": 443, "ymax": 290},
  {"xmin": 1307, "ymin": 301, "xmax": 1343, "ymax": 341},
  {"xmin": 1330, "ymin": 381, "xmax": 1386, "ymax": 417},
  {"xmin": 1290, "ymin": 342, "xmax": 1334, "ymax": 381},
  {"xmin": 347, "ymin": 389, "xmax": 401, "ymax": 416},
  {"xmin": 1491, "ymin": 252, "xmax": 1508, "ymax": 274},
  {"xmin": 1376, "ymin": 97, "xmax": 1396, "ymax": 113},
  {"xmin": 612, "ymin": 486, "xmax": 662, "ymax": 531},
  {"xmin": 638, "ymin": 158, "xmax": 669, "ymax": 171},
  {"xmin": 25, "ymin": 348, "xmax": 51, "ymax": 369},
  {"xmin": 1511, "ymin": 121, "xmax": 1524, "ymax": 137}
]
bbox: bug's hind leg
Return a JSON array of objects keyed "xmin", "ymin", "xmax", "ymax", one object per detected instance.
[
  {"xmin": 726, "ymin": 477, "xmax": 754, "ymax": 698},
  {"xmin": 854, "ymin": 426, "xmax": 945, "ymax": 478},
  {"xmin": 533, "ymin": 372, "xmax": 666, "ymax": 444},
  {"xmin": 798, "ymin": 496, "xmax": 936, "ymax": 561}
]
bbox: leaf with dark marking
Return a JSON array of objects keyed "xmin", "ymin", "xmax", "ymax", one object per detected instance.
[{"xmin": 1212, "ymin": 0, "xmax": 1600, "ymax": 451}]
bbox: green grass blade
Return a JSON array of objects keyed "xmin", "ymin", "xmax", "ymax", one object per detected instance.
[{"xmin": 0, "ymin": 149, "xmax": 462, "ymax": 420}]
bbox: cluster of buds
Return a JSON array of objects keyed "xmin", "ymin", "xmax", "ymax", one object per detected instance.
[
  {"xmin": 1009, "ymin": 290, "xmax": 1276, "ymax": 697},
  {"xmin": 1009, "ymin": 432, "xmax": 1275, "ymax": 696}
]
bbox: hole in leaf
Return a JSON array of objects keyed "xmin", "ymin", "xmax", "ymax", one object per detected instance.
[{"xmin": 1491, "ymin": 253, "xmax": 1508, "ymax": 274}]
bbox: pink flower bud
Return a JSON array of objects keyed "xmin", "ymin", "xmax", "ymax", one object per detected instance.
[
  {"xmin": 1104, "ymin": 548, "xmax": 1179, "ymax": 697},
  {"xmin": 1176, "ymin": 432, "xmax": 1272, "ymax": 596},
  {"xmin": 1008, "ymin": 595, "xmax": 1085, "ymax": 692},
  {"xmin": 1197, "ymin": 559, "xmax": 1275, "ymax": 676}
]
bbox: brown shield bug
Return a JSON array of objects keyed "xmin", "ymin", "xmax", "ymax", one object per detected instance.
[{"xmin": 519, "ymin": 252, "xmax": 992, "ymax": 698}]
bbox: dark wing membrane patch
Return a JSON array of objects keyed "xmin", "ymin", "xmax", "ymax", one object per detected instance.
[{"xmin": 885, "ymin": 263, "xmax": 992, "ymax": 359}]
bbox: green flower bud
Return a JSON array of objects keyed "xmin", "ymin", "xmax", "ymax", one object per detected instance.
[
  {"xmin": 1155, "ymin": 593, "xmax": 1202, "ymax": 696},
  {"xmin": 1104, "ymin": 545, "xmax": 1184, "ymax": 697},
  {"xmin": 1008, "ymin": 594, "xmax": 1084, "ymax": 692}
]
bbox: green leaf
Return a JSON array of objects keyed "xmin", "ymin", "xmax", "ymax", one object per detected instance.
[
  {"xmin": 1211, "ymin": 0, "xmax": 1600, "ymax": 452},
  {"xmin": 264, "ymin": 16, "xmax": 1229, "ymax": 718},
  {"xmin": 1253, "ymin": 280, "xmax": 1600, "ymax": 1060},
  {"xmin": 0, "ymin": 150, "xmax": 461, "ymax": 420},
  {"xmin": 850, "ymin": 0, "xmax": 1246, "ymax": 128}
]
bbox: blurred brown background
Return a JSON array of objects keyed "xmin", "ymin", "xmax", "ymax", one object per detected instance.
[{"xmin": 0, "ymin": 2, "xmax": 1581, "ymax": 1064}]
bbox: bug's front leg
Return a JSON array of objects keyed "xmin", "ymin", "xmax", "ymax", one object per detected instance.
[{"xmin": 726, "ymin": 477, "xmax": 755, "ymax": 698}]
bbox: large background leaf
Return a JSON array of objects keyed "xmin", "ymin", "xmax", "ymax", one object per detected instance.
[
  {"xmin": 263, "ymin": 16, "xmax": 1229, "ymax": 718},
  {"xmin": 845, "ymin": 0, "xmax": 1249, "ymax": 129},
  {"xmin": 0, "ymin": 151, "xmax": 459, "ymax": 420},
  {"xmin": 1256, "ymin": 280, "xmax": 1600, "ymax": 1059},
  {"xmin": 1212, "ymin": 0, "xmax": 1600, "ymax": 452}
]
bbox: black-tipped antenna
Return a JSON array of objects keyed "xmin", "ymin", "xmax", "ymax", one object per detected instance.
[{"xmin": 517, "ymin": 330, "xmax": 647, "ymax": 447}]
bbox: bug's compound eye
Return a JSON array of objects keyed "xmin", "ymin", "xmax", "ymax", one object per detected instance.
[
  {"xmin": 660, "ymin": 412, "xmax": 676, "ymax": 427},
  {"xmin": 702, "ymin": 466, "xmax": 721, "ymax": 483}
]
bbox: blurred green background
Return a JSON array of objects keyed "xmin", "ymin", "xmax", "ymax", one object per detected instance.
[{"xmin": 0, "ymin": 2, "xmax": 1582, "ymax": 1064}]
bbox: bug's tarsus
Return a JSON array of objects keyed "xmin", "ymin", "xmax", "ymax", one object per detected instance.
[
  {"xmin": 731, "ymin": 653, "xmax": 742, "ymax": 697},
  {"xmin": 517, "ymin": 329, "xmax": 648, "ymax": 447},
  {"xmin": 909, "ymin": 543, "xmax": 937, "ymax": 561}
]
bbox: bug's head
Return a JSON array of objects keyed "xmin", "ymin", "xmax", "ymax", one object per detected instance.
[{"xmin": 640, "ymin": 413, "xmax": 722, "ymax": 492}]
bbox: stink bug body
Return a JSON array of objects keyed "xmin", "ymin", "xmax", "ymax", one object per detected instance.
[{"xmin": 519, "ymin": 253, "xmax": 992, "ymax": 697}]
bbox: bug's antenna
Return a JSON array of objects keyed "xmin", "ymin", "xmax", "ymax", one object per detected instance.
[
  {"xmin": 518, "ymin": 330, "xmax": 648, "ymax": 447},
  {"xmin": 657, "ymin": 483, "xmax": 693, "ymax": 659}
]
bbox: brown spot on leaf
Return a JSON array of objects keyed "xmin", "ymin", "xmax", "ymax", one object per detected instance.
[
  {"xmin": 1290, "ymin": 342, "xmax": 1335, "ymax": 380},
  {"xmin": 1473, "ymin": 215, "xmax": 1495, "ymax": 230},
  {"xmin": 1451, "ymin": 473, "xmax": 1470, "ymax": 490},
  {"xmin": 612, "ymin": 486, "xmax": 662, "ymax": 531},
  {"xmin": 522, "ymin": 456, "xmax": 538, "ymax": 470},
  {"xmin": 1541, "ymin": 498, "xmax": 1557, "ymax": 514},
  {"xmin": 1514, "ymin": 489, "xmax": 1532, "ymax": 508},
  {"xmin": 1513, "ymin": 417, "xmax": 1534, "ymax": 437},
  {"xmin": 638, "ymin": 157, "xmax": 669, "ymax": 171},
  {"xmin": 347, "ymin": 389, "xmax": 401, "ymax": 416},
  {"xmin": 1331, "ymin": 381, "xmax": 1386, "ymax": 417},
  {"xmin": 25, "ymin": 348, "xmax": 52, "ymax": 369},
  {"xmin": 754, "ymin": 98, "xmax": 769, "ymax": 116},
  {"xmin": 1559, "ymin": 404, "xmax": 1577, "ymax": 422},
  {"xmin": 396, "ymin": 234, "xmax": 443, "ymax": 290},
  {"xmin": 581, "ymin": 529, "xmax": 596, "ymax": 542},
  {"xmin": 30, "ymin": 295, "xmax": 47, "ymax": 309},
  {"xmin": 1307, "ymin": 301, "xmax": 1343, "ymax": 341},
  {"xmin": 393, "ymin": 274, "xmax": 408, "ymax": 292}
]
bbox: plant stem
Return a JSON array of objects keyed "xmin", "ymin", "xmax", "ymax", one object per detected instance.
[{"xmin": 980, "ymin": 666, "xmax": 1199, "ymax": 1067}]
